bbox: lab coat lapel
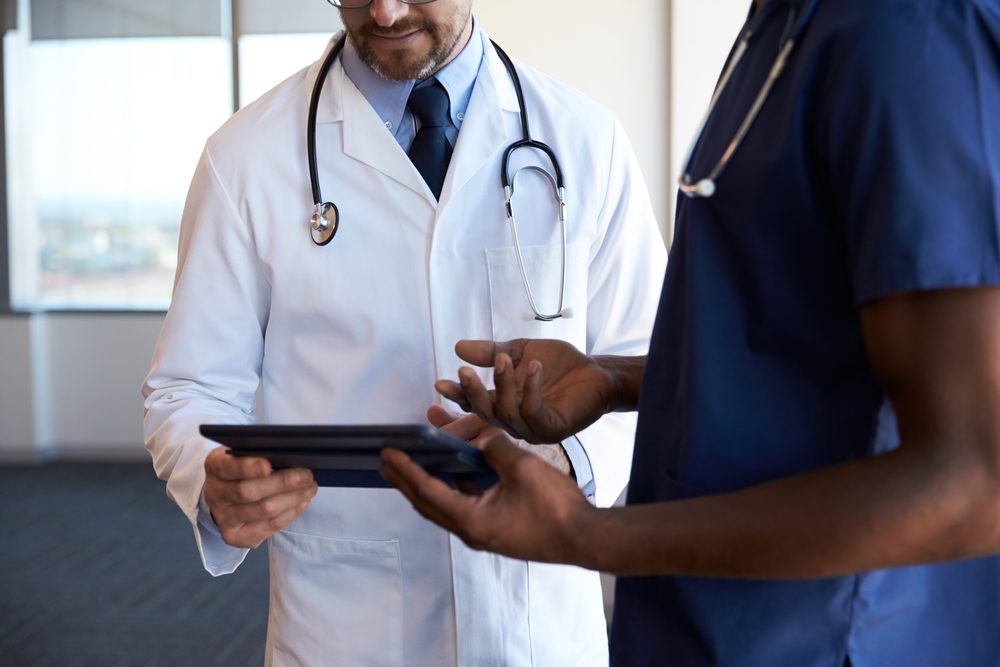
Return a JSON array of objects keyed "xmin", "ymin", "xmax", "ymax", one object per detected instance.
[
  {"xmin": 312, "ymin": 44, "xmax": 436, "ymax": 206},
  {"xmin": 438, "ymin": 43, "xmax": 519, "ymax": 205},
  {"xmin": 308, "ymin": 32, "xmax": 518, "ymax": 208}
]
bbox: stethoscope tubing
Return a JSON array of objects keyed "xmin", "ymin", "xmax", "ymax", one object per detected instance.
[
  {"xmin": 307, "ymin": 37, "xmax": 347, "ymax": 246},
  {"xmin": 678, "ymin": 0, "xmax": 821, "ymax": 199},
  {"xmin": 306, "ymin": 35, "xmax": 570, "ymax": 321},
  {"xmin": 308, "ymin": 38, "xmax": 345, "ymax": 208}
]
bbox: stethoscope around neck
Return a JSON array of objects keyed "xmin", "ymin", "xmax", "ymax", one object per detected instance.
[
  {"xmin": 306, "ymin": 35, "xmax": 571, "ymax": 322},
  {"xmin": 678, "ymin": 0, "xmax": 820, "ymax": 199}
]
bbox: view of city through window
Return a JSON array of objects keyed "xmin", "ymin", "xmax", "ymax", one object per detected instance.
[{"xmin": 4, "ymin": 23, "xmax": 330, "ymax": 309}]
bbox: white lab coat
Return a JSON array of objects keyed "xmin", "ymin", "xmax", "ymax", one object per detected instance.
[{"xmin": 143, "ymin": 31, "xmax": 666, "ymax": 667}]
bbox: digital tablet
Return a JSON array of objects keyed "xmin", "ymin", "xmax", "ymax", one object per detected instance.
[{"xmin": 199, "ymin": 424, "xmax": 497, "ymax": 489}]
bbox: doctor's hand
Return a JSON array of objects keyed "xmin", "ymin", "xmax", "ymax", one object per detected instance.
[
  {"xmin": 380, "ymin": 424, "xmax": 596, "ymax": 565},
  {"xmin": 427, "ymin": 405, "xmax": 572, "ymax": 476},
  {"xmin": 435, "ymin": 339, "xmax": 643, "ymax": 444},
  {"xmin": 204, "ymin": 448, "xmax": 318, "ymax": 549}
]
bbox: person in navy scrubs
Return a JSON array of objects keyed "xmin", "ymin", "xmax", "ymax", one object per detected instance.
[{"xmin": 382, "ymin": 0, "xmax": 1000, "ymax": 665}]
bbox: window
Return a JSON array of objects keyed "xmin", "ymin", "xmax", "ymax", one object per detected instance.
[{"xmin": 3, "ymin": 0, "xmax": 339, "ymax": 310}]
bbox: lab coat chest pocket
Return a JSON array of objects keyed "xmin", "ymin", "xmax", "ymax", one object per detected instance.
[
  {"xmin": 486, "ymin": 242, "xmax": 588, "ymax": 347},
  {"xmin": 268, "ymin": 531, "xmax": 403, "ymax": 667}
]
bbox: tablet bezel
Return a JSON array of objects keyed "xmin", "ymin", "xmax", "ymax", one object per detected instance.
[{"xmin": 199, "ymin": 423, "xmax": 496, "ymax": 488}]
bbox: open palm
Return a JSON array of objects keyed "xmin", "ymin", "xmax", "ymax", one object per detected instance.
[{"xmin": 435, "ymin": 339, "xmax": 619, "ymax": 443}]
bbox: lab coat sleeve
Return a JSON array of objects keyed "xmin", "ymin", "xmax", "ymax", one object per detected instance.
[
  {"xmin": 142, "ymin": 143, "xmax": 270, "ymax": 575},
  {"xmin": 576, "ymin": 117, "xmax": 667, "ymax": 509},
  {"xmin": 562, "ymin": 435, "xmax": 596, "ymax": 498}
]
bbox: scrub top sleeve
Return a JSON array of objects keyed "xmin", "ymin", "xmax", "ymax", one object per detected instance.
[{"xmin": 819, "ymin": 2, "xmax": 1000, "ymax": 305}]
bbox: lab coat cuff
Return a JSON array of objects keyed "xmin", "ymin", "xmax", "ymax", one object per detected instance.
[
  {"xmin": 561, "ymin": 435, "xmax": 596, "ymax": 498},
  {"xmin": 194, "ymin": 487, "xmax": 249, "ymax": 576}
]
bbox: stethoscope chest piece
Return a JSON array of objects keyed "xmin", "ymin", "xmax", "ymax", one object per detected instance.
[{"xmin": 310, "ymin": 202, "xmax": 339, "ymax": 246}]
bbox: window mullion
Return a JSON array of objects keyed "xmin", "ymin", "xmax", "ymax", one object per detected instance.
[
  {"xmin": 224, "ymin": 0, "xmax": 239, "ymax": 114},
  {"xmin": 0, "ymin": 40, "xmax": 11, "ymax": 313}
]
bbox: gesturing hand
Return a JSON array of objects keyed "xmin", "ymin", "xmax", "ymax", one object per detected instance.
[
  {"xmin": 204, "ymin": 448, "xmax": 318, "ymax": 548},
  {"xmin": 435, "ymin": 339, "xmax": 620, "ymax": 444}
]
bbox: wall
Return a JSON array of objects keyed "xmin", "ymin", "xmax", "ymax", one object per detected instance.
[
  {"xmin": 0, "ymin": 314, "xmax": 36, "ymax": 459},
  {"xmin": 0, "ymin": 1, "xmax": 752, "ymax": 460},
  {"xmin": 669, "ymin": 0, "xmax": 749, "ymax": 235},
  {"xmin": 476, "ymin": 0, "xmax": 671, "ymax": 229},
  {"xmin": 0, "ymin": 313, "xmax": 164, "ymax": 461}
]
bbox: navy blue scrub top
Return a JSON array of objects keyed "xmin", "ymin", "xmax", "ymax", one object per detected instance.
[{"xmin": 613, "ymin": 0, "xmax": 1000, "ymax": 665}]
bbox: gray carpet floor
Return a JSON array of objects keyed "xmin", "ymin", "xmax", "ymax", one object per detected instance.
[{"xmin": 0, "ymin": 462, "xmax": 269, "ymax": 667}]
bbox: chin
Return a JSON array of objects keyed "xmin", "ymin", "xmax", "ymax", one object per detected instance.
[{"xmin": 373, "ymin": 55, "xmax": 438, "ymax": 81}]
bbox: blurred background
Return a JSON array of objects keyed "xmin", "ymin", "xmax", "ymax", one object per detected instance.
[{"xmin": 0, "ymin": 0, "xmax": 747, "ymax": 664}]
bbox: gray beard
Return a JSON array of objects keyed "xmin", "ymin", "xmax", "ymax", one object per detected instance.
[
  {"xmin": 350, "ymin": 7, "xmax": 471, "ymax": 82},
  {"xmin": 364, "ymin": 52, "xmax": 440, "ymax": 82}
]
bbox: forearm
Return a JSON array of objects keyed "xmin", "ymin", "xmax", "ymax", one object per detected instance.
[
  {"xmin": 570, "ymin": 445, "xmax": 1000, "ymax": 578},
  {"xmin": 594, "ymin": 355, "xmax": 646, "ymax": 412}
]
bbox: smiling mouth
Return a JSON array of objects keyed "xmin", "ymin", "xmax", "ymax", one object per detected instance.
[{"xmin": 371, "ymin": 29, "xmax": 422, "ymax": 42}]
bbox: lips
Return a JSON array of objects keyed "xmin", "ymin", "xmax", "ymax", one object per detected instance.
[
  {"xmin": 362, "ymin": 18, "xmax": 427, "ymax": 41},
  {"xmin": 371, "ymin": 29, "xmax": 421, "ymax": 41}
]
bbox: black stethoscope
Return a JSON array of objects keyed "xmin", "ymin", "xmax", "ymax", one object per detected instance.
[
  {"xmin": 679, "ymin": 0, "xmax": 820, "ymax": 198},
  {"xmin": 306, "ymin": 36, "xmax": 571, "ymax": 321}
]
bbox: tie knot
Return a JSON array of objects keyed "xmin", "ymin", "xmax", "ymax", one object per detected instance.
[{"xmin": 408, "ymin": 80, "xmax": 450, "ymax": 129}]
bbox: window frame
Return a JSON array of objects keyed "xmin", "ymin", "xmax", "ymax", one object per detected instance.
[{"xmin": 1, "ymin": 39, "xmax": 11, "ymax": 314}]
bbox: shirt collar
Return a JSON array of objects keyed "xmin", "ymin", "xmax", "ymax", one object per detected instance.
[{"xmin": 340, "ymin": 19, "xmax": 485, "ymax": 132}]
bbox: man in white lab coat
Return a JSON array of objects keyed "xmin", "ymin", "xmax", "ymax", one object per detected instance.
[{"xmin": 142, "ymin": 0, "xmax": 666, "ymax": 664}]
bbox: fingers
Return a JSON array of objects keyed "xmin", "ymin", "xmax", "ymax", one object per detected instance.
[
  {"xmin": 204, "ymin": 450, "xmax": 319, "ymax": 548},
  {"xmin": 426, "ymin": 404, "xmax": 462, "ymax": 428},
  {"xmin": 214, "ymin": 467, "xmax": 316, "ymax": 506},
  {"xmin": 435, "ymin": 379, "xmax": 472, "ymax": 411},
  {"xmin": 222, "ymin": 498, "xmax": 313, "ymax": 550},
  {"xmin": 206, "ymin": 466, "xmax": 317, "ymax": 513},
  {"xmin": 456, "ymin": 367, "xmax": 500, "ymax": 423},
  {"xmin": 439, "ymin": 412, "xmax": 493, "ymax": 442},
  {"xmin": 210, "ymin": 480, "xmax": 317, "ymax": 549},
  {"xmin": 221, "ymin": 480, "xmax": 318, "ymax": 525},
  {"xmin": 252, "ymin": 503, "xmax": 308, "ymax": 544},
  {"xmin": 206, "ymin": 448, "xmax": 272, "ymax": 481},
  {"xmin": 380, "ymin": 449, "xmax": 473, "ymax": 534},
  {"xmin": 519, "ymin": 360, "xmax": 548, "ymax": 437},
  {"xmin": 493, "ymin": 353, "xmax": 532, "ymax": 438},
  {"xmin": 379, "ymin": 448, "xmax": 432, "ymax": 500}
]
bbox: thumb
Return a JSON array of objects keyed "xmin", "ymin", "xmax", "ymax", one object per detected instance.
[
  {"xmin": 455, "ymin": 339, "xmax": 499, "ymax": 367},
  {"xmin": 479, "ymin": 433, "xmax": 532, "ymax": 475}
]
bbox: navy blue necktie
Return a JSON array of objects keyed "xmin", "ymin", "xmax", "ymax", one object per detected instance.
[{"xmin": 407, "ymin": 80, "xmax": 453, "ymax": 199}]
